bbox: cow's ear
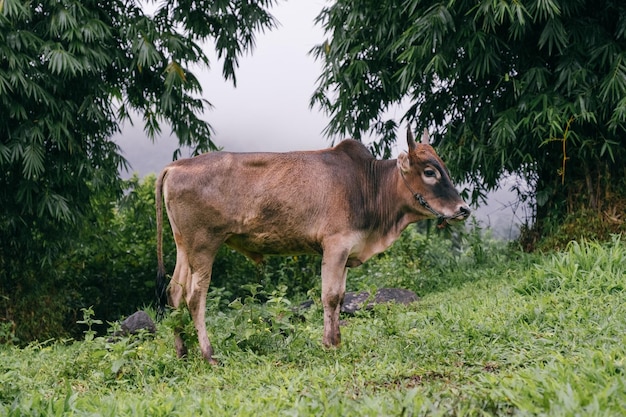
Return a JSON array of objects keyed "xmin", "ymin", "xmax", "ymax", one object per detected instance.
[
  {"xmin": 421, "ymin": 128, "xmax": 430, "ymax": 145},
  {"xmin": 406, "ymin": 128, "xmax": 417, "ymax": 152},
  {"xmin": 397, "ymin": 152, "xmax": 411, "ymax": 173}
]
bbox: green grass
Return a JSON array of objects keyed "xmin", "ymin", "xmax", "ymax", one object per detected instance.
[{"xmin": 2, "ymin": 233, "xmax": 626, "ymax": 416}]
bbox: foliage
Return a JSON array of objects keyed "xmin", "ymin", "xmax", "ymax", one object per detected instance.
[
  {"xmin": 212, "ymin": 250, "xmax": 321, "ymax": 304},
  {"xmin": 0, "ymin": 0, "xmax": 276, "ymax": 340},
  {"xmin": 311, "ymin": 0, "xmax": 626, "ymax": 237},
  {"xmin": 535, "ymin": 207, "xmax": 626, "ymax": 252},
  {"xmin": 221, "ymin": 283, "xmax": 301, "ymax": 357},
  {"xmin": 516, "ymin": 235, "xmax": 626, "ymax": 296},
  {"xmin": 348, "ymin": 220, "xmax": 513, "ymax": 296},
  {"xmin": 2, "ymin": 236, "xmax": 626, "ymax": 415}
]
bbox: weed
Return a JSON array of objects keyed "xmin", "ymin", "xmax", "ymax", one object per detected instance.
[
  {"xmin": 76, "ymin": 306, "xmax": 103, "ymax": 342},
  {"xmin": 225, "ymin": 284, "xmax": 298, "ymax": 356},
  {"xmin": 0, "ymin": 319, "xmax": 17, "ymax": 345}
]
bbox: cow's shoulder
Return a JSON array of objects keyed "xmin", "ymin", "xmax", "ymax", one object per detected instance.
[{"xmin": 331, "ymin": 139, "xmax": 375, "ymax": 162}]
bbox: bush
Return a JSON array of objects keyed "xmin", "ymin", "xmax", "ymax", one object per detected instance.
[
  {"xmin": 516, "ymin": 236, "xmax": 626, "ymax": 296},
  {"xmin": 537, "ymin": 208, "xmax": 626, "ymax": 252},
  {"xmin": 210, "ymin": 249, "xmax": 320, "ymax": 305},
  {"xmin": 52, "ymin": 174, "xmax": 175, "ymax": 337},
  {"xmin": 348, "ymin": 219, "xmax": 513, "ymax": 297}
]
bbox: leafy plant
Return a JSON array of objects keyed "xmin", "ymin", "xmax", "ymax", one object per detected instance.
[
  {"xmin": 516, "ymin": 235, "xmax": 626, "ymax": 296},
  {"xmin": 349, "ymin": 220, "xmax": 510, "ymax": 296},
  {"xmin": 0, "ymin": 318, "xmax": 17, "ymax": 345},
  {"xmin": 225, "ymin": 284, "xmax": 297, "ymax": 356},
  {"xmin": 76, "ymin": 306, "xmax": 103, "ymax": 342},
  {"xmin": 311, "ymin": 0, "xmax": 626, "ymax": 238}
]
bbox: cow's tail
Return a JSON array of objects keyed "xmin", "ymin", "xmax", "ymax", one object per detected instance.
[{"xmin": 155, "ymin": 168, "xmax": 169, "ymax": 320}]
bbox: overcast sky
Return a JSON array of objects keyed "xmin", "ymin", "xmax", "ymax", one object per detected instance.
[
  {"xmin": 115, "ymin": 1, "xmax": 331, "ymax": 177},
  {"xmin": 201, "ymin": 0, "xmax": 330, "ymax": 153}
]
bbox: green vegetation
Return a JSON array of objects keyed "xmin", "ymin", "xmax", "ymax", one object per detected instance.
[
  {"xmin": 0, "ymin": 0, "xmax": 277, "ymax": 342},
  {"xmin": 312, "ymin": 0, "xmax": 626, "ymax": 238},
  {"xmin": 2, "ymin": 234, "xmax": 625, "ymax": 415}
]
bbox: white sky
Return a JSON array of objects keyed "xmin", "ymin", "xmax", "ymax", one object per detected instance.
[
  {"xmin": 201, "ymin": 0, "xmax": 330, "ymax": 152},
  {"xmin": 115, "ymin": 1, "xmax": 331, "ymax": 176}
]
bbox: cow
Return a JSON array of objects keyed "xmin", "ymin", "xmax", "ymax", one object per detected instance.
[{"xmin": 155, "ymin": 128, "xmax": 470, "ymax": 364}]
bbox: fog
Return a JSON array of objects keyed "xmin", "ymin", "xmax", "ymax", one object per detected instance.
[{"xmin": 114, "ymin": 1, "xmax": 329, "ymax": 175}]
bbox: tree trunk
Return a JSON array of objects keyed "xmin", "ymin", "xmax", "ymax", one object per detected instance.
[{"xmin": 525, "ymin": 155, "xmax": 626, "ymax": 251}]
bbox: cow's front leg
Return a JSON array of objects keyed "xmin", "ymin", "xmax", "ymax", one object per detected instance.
[{"xmin": 320, "ymin": 249, "xmax": 349, "ymax": 347}]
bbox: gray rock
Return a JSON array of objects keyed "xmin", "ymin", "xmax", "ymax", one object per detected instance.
[
  {"xmin": 341, "ymin": 288, "xmax": 419, "ymax": 314},
  {"xmin": 117, "ymin": 311, "xmax": 156, "ymax": 336},
  {"xmin": 373, "ymin": 287, "xmax": 419, "ymax": 306},
  {"xmin": 340, "ymin": 291, "xmax": 372, "ymax": 314},
  {"xmin": 297, "ymin": 288, "xmax": 419, "ymax": 315}
]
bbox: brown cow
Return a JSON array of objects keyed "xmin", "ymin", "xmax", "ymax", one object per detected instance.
[{"xmin": 156, "ymin": 128, "xmax": 470, "ymax": 363}]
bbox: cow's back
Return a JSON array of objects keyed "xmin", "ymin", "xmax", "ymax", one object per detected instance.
[{"xmin": 161, "ymin": 140, "xmax": 376, "ymax": 257}]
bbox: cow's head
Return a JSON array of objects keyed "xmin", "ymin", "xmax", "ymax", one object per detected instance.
[{"xmin": 397, "ymin": 128, "xmax": 471, "ymax": 227}]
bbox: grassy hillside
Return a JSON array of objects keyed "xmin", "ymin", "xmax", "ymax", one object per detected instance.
[{"xmin": 1, "ymin": 233, "xmax": 625, "ymax": 416}]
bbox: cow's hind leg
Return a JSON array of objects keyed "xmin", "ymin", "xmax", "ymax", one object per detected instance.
[
  {"xmin": 168, "ymin": 246, "xmax": 190, "ymax": 358},
  {"xmin": 320, "ymin": 248, "xmax": 349, "ymax": 347},
  {"xmin": 187, "ymin": 248, "xmax": 219, "ymax": 365}
]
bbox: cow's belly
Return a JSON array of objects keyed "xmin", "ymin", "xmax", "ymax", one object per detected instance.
[{"xmin": 225, "ymin": 232, "xmax": 322, "ymax": 260}]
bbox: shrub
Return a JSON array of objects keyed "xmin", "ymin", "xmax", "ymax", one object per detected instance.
[{"xmin": 348, "ymin": 219, "xmax": 512, "ymax": 296}]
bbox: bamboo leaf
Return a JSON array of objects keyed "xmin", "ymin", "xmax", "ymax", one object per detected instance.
[
  {"xmin": 599, "ymin": 53, "xmax": 626, "ymax": 102},
  {"xmin": 50, "ymin": 8, "xmax": 78, "ymax": 37},
  {"xmin": 46, "ymin": 46, "xmax": 83, "ymax": 76},
  {"xmin": 538, "ymin": 18, "xmax": 568, "ymax": 54},
  {"xmin": 22, "ymin": 142, "xmax": 45, "ymax": 179},
  {"xmin": 164, "ymin": 61, "xmax": 186, "ymax": 85}
]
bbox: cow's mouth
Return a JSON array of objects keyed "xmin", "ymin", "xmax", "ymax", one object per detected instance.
[
  {"xmin": 437, "ymin": 217, "xmax": 466, "ymax": 229},
  {"xmin": 436, "ymin": 208, "xmax": 471, "ymax": 228}
]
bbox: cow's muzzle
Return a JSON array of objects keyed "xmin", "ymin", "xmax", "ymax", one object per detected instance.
[
  {"xmin": 415, "ymin": 195, "xmax": 470, "ymax": 228},
  {"xmin": 400, "ymin": 170, "xmax": 471, "ymax": 227},
  {"xmin": 436, "ymin": 205, "xmax": 471, "ymax": 228}
]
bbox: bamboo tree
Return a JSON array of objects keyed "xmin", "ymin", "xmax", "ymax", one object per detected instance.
[{"xmin": 312, "ymin": 0, "xmax": 626, "ymax": 239}]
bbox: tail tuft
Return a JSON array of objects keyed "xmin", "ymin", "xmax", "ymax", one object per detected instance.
[{"xmin": 155, "ymin": 269, "xmax": 168, "ymax": 321}]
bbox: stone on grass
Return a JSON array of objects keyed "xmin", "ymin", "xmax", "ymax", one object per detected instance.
[
  {"xmin": 298, "ymin": 288, "xmax": 419, "ymax": 315},
  {"xmin": 111, "ymin": 310, "xmax": 156, "ymax": 339},
  {"xmin": 341, "ymin": 288, "xmax": 419, "ymax": 314}
]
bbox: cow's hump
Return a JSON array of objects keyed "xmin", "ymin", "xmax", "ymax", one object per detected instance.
[{"xmin": 333, "ymin": 139, "xmax": 375, "ymax": 162}]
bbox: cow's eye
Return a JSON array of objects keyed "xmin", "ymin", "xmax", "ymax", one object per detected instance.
[{"xmin": 424, "ymin": 169, "xmax": 436, "ymax": 178}]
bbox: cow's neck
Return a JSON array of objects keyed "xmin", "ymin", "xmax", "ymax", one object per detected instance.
[
  {"xmin": 362, "ymin": 159, "xmax": 424, "ymax": 240},
  {"xmin": 343, "ymin": 159, "xmax": 428, "ymax": 266}
]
